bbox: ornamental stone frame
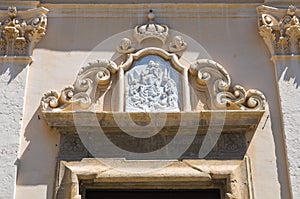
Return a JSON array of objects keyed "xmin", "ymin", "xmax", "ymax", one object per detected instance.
[{"xmin": 41, "ymin": 12, "xmax": 266, "ymax": 199}]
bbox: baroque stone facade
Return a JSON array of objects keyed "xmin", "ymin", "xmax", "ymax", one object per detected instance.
[{"xmin": 0, "ymin": 1, "xmax": 298, "ymax": 199}]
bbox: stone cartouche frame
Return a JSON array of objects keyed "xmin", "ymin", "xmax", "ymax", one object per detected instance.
[{"xmin": 40, "ymin": 12, "xmax": 266, "ymax": 199}]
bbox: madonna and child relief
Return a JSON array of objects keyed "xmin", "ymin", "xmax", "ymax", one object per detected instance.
[{"xmin": 125, "ymin": 55, "xmax": 181, "ymax": 112}]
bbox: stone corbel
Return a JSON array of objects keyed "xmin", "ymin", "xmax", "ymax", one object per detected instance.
[
  {"xmin": 0, "ymin": 6, "xmax": 48, "ymax": 65},
  {"xmin": 257, "ymin": 5, "xmax": 300, "ymax": 57}
]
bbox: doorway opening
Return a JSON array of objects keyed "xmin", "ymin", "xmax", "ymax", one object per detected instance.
[{"xmin": 85, "ymin": 189, "xmax": 221, "ymax": 199}]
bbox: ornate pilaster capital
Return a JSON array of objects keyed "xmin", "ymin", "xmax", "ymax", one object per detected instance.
[
  {"xmin": 257, "ymin": 5, "xmax": 300, "ymax": 56},
  {"xmin": 0, "ymin": 6, "xmax": 48, "ymax": 64}
]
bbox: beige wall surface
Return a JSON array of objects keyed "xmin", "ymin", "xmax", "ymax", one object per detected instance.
[{"xmin": 14, "ymin": 3, "xmax": 291, "ymax": 199}]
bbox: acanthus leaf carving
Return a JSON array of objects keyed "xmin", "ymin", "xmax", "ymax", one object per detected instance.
[
  {"xmin": 258, "ymin": 5, "xmax": 300, "ymax": 56},
  {"xmin": 41, "ymin": 59, "xmax": 117, "ymax": 111},
  {"xmin": 0, "ymin": 6, "xmax": 48, "ymax": 58}
]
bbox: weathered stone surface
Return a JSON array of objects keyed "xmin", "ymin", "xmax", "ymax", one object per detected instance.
[{"xmin": 0, "ymin": 61, "xmax": 28, "ymax": 199}]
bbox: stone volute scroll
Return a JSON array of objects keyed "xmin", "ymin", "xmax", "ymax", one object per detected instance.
[{"xmin": 0, "ymin": 6, "xmax": 48, "ymax": 64}]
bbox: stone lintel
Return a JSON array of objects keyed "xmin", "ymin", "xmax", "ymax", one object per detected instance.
[
  {"xmin": 55, "ymin": 157, "xmax": 253, "ymax": 199},
  {"xmin": 42, "ymin": 110, "xmax": 264, "ymax": 134}
]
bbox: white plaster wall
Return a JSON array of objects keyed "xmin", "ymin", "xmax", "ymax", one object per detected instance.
[
  {"xmin": 0, "ymin": 62, "xmax": 28, "ymax": 199},
  {"xmin": 15, "ymin": 4, "xmax": 291, "ymax": 199},
  {"xmin": 273, "ymin": 58, "xmax": 300, "ymax": 199}
]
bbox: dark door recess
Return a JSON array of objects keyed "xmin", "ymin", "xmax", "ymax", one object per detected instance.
[{"xmin": 86, "ymin": 189, "xmax": 221, "ymax": 199}]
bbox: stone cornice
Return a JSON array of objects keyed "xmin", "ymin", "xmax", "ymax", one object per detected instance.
[
  {"xmin": 0, "ymin": 1, "xmax": 40, "ymax": 10},
  {"xmin": 42, "ymin": 3, "xmax": 261, "ymax": 18},
  {"xmin": 257, "ymin": 5, "xmax": 300, "ymax": 57},
  {"xmin": 0, "ymin": 6, "xmax": 48, "ymax": 65}
]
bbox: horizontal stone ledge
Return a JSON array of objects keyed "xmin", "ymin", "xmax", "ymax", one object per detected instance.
[
  {"xmin": 42, "ymin": 3, "xmax": 261, "ymax": 18},
  {"xmin": 42, "ymin": 110, "xmax": 264, "ymax": 133},
  {"xmin": 271, "ymin": 55, "xmax": 300, "ymax": 62},
  {"xmin": 0, "ymin": 56, "xmax": 33, "ymax": 65}
]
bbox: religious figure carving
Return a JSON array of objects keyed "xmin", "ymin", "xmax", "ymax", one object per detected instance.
[{"xmin": 126, "ymin": 60, "xmax": 179, "ymax": 112}]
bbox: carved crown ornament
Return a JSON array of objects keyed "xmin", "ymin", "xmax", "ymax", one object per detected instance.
[
  {"xmin": 40, "ymin": 12, "xmax": 266, "ymax": 133},
  {"xmin": 257, "ymin": 5, "xmax": 300, "ymax": 56},
  {"xmin": 0, "ymin": 6, "xmax": 48, "ymax": 63}
]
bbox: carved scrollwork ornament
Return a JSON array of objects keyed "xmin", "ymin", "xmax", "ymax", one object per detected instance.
[
  {"xmin": 258, "ymin": 5, "xmax": 300, "ymax": 55},
  {"xmin": 190, "ymin": 59, "xmax": 266, "ymax": 110},
  {"xmin": 40, "ymin": 59, "xmax": 118, "ymax": 111}
]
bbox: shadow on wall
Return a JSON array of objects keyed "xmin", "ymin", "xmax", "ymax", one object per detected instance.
[
  {"xmin": 0, "ymin": 62, "xmax": 27, "ymax": 84},
  {"xmin": 276, "ymin": 59, "xmax": 300, "ymax": 88},
  {"xmin": 17, "ymin": 108, "xmax": 59, "ymax": 199}
]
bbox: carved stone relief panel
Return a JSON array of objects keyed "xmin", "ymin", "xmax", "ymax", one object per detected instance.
[{"xmin": 125, "ymin": 55, "xmax": 181, "ymax": 112}]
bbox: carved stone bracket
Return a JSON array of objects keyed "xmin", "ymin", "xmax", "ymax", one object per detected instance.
[
  {"xmin": 0, "ymin": 6, "xmax": 48, "ymax": 64},
  {"xmin": 257, "ymin": 5, "xmax": 300, "ymax": 56}
]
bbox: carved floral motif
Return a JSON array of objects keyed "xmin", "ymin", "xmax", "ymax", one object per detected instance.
[
  {"xmin": 0, "ymin": 6, "xmax": 48, "ymax": 57},
  {"xmin": 258, "ymin": 5, "xmax": 300, "ymax": 55}
]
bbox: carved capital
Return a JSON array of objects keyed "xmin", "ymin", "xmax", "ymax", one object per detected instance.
[
  {"xmin": 0, "ymin": 6, "xmax": 48, "ymax": 62},
  {"xmin": 257, "ymin": 5, "xmax": 300, "ymax": 56}
]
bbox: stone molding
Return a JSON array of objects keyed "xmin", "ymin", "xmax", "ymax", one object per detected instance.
[
  {"xmin": 0, "ymin": 6, "xmax": 48, "ymax": 64},
  {"xmin": 55, "ymin": 157, "xmax": 253, "ymax": 199},
  {"xmin": 257, "ymin": 5, "xmax": 300, "ymax": 56},
  {"xmin": 43, "ymin": 3, "xmax": 261, "ymax": 18}
]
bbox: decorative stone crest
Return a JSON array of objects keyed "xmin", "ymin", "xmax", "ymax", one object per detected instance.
[
  {"xmin": 257, "ymin": 5, "xmax": 300, "ymax": 56},
  {"xmin": 133, "ymin": 11, "xmax": 169, "ymax": 44},
  {"xmin": 0, "ymin": 6, "xmax": 48, "ymax": 58}
]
